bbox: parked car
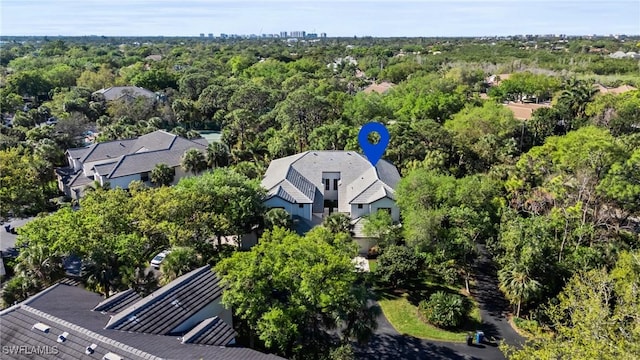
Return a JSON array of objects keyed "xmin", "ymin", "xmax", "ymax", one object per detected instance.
[{"xmin": 150, "ymin": 250, "xmax": 171, "ymax": 269}]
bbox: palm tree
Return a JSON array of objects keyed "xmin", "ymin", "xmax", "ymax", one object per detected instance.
[
  {"xmin": 14, "ymin": 243, "xmax": 65, "ymax": 288},
  {"xmin": 159, "ymin": 247, "xmax": 202, "ymax": 285},
  {"xmin": 206, "ymin": 142, "xmax": 230, "ymax": 168},
  {"xmin": 181, "ymin": 149, "xmax": 207, "ymax": 175},
  {"xmin": 323, "ymin": 212, "xmax": 353, "ymax": 235},
  {"xmin": 122, "ymin": 266, "xmax": 159, "ymax": 297},
  {"xmin": 264, "ymin": 208, "xmax": 292, "ymax": 230},
  {"xmin": 557, "ymin": 78, "xmax": 597, "ymax": 119},
  {"xmin": 81, "ymin": 249, "xmax": 124, "ymax": 298},
  {"xmin": 498, "ymin": 264, "xmax": 542, "ymax": 318},
  {"xmin": 150, "ymin": 163, "xmax": 175, "ymax": 186}
]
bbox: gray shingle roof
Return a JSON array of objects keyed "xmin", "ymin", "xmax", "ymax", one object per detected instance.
[
  {"xmin": 4, "ymin": 282, "xmax": 284, "ymax": 360},
  {"xmin": 93, "ymin": 86, "xmax": 156, "ymax": 102},
  {"xmin": 79, "ymin": 139, "xmax": 138, "ymax": 164},
  {"xmin": 93, "ymin": 289, "xmax": 142, "ymax": 313},
  {"xmin": 181, "ymin": 316, "xmax": 237, "ymax": 346},
  {"xmin": 106, "ymin": 266, "xmax": 223, "ymax": 335},
  {"xmin": 350, "ymin": 180, "xmax": 395, "ymax": 204},
  {"xmin": 67, "ymin": 147, "xmax": 89, "ymax": 160},
  {"xmin": 262, "ymin": 151, "xmax": 401, "ymax": 213},
  {"xmin": 68, "ymin": 170, "xmax": 94, "ymax": 188},
  {"xmin": 92, "ymin": 161, "xmax": 118, "ymax": 176},
  {"xmin": 1, "ymin": 305, "xmax": 162, "ymax": 360},
  {"xmin": 65, "ymin": 131, "xmax": 207, "ymax": 181}
]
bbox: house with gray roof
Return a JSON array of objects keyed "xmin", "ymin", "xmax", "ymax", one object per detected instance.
[
  {"xmin": 0, "ymin": 266, "xmax": 283, "ymax": 360},
  {"xmin": 93, "ymin": 86, "xmax": 157, "ymax": 102},
  {"xmin": 56, "ymin": 130, "xmax": 207, "ymax": 199},
  {"xmin": 261, "ymin": 151, "xmax": 401, "ymax": 250}
]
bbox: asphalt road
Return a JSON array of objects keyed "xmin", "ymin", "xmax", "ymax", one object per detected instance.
[
  {"xmin": 355, "ymin": 244, "xmax": 524, "ymax": 360},
  {"xmin": 0, "ymin": 217, "xmax": 36, "ymax": 255}
]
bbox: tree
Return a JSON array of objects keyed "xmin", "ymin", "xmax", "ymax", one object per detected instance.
[
  {"xmin": 131, "ymin": 68, "xmax": 178, "ymax": 91},
  {"xmin": 215, "ymin": 227, "xmax": 378, "ymax": 359},
  {"xmin": 444, "ymin": 101, "xmax": 519, "ymax": 173},
  {"xmin": 275, "ymin": 88, "xmax": 330, "ymax": 152},
  {"xmin": 159, "ymin": 247, "xmax": 202, "ymax": 285},
  {"xmin": 556, "ymin": 77, "xmax": 597, "ymax": 120},
  {"xmin": 150, "ymin": 163, "xmax": 175, "ymax": 186},
  {"xmin": 1, "ymin": 276, "xmax": 37, "ymax": 307},
  {"xmin": 44, "ymin": 64, "xmax": 77, "ymax": 89},
  {"xmin": 264, "ymin": 208, "xmax": 291, "ymax": 230},
  {"xmin": 498, "ymin": 263, "xmax": 542, "ymax": 318},
  {"xmin": 587, "ymin": 90, "xmax": 640, "ymax": 136},
  {"xmin": 396, "ymin": 169, "xmax": 499, "ymax": 290},
  {"xmin": 0, "ymin": 148, "xmax": 48, "ymax": 219},
  {"xmin": 5, "ymin": 70, "xmax": 52, "ymax": 101},
  {"xmin": 376, "ymin": 245, "xmax": 423, "ymax": 288},
  {"xmin": 206, "ymin": 142, "xmax": 230, "ymax": 168},
  {"xmin": 76, "ymin": 65, "xmax": 115, "ymax": 91},
  {"xmin": 419, "ymin": 291, "xmax": 469, "ymax": 328},
  {"xmin": 322, "ymin": 212, "xmax": 353, "ymax": 235},
  {"xmin": 14, "ymin": 243, "xmax": 65, "ymax": 289},
  {"xmin": 362, "ymin": 209, "xmax": 400, "ymax": 248},
  {"xmin": 175, "ymin": 169, "xmax": 266, "ymax": 245},
  {"xmin": 598, "ymin": 148, "xmax": 640, "ymax": 215},
  {"xmin": 122, "ymin": 266, "xmax": 159, "ymax": 297},
  {"xmin": 178, "ymin": 73, "xmax": 211, "ymax": 100},
  {"xmin": 501, "ymin": 252, "xmax": 640, "ymax": 359},
  {"xmin": 181, "ymin": 148, "xmax": 207, "ymax": 175}
]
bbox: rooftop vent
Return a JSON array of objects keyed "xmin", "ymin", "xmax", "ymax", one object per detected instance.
[
  {"xmin": 57, "ymin": 332, "xmax": 69, "ymax": 343},
  {"xmin": 32, "ymin": 323, "xmax": 50, "ymax": 333},
  {"xmin": 103, "ymin": 352, "xmax": 123, "ymax": 360},
  {"xmin": 171, "ymin": 299, "xmax": 181, "ymax": 308},
  {"xmin": 86, "ymin": 344, "xmax": 97, "ymax": 355}
]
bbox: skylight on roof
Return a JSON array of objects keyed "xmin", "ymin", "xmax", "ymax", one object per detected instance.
[
  {"xmin": 32, "ymin": 323, "xmax": 50, "ymax": 333},
  {"xmin": 103, "ymin": 352, "xmax": 123, "ymax": 360}
]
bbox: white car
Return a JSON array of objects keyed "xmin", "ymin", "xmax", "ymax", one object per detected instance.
[{"xmin": 150, "ymin": 250, "xmax": 171, "ymax": 269}]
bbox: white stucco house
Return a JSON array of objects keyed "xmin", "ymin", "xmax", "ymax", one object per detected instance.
[
  {"xmin": 56, "ymin": 130, "xmax": 208, "ymax": 199},
  {"xmin": 261, "ymin": 151, "xmax": 401, "ymax": 251}
]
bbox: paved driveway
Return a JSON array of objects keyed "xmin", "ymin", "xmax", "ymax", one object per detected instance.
[
  {"xmin": 1, "ymin": 217, "xmax": 36, "ymax": 255},
  {"xmin": 355, "ymin": 244, "xmax": 524, "ymax": 360}
]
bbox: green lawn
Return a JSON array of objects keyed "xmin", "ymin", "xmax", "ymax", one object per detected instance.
[
  {"xmin": 377, "ymin": 287, "xmax": 482, "ymax": 343},
  {"xmin": 368, "ymin": 259, "xmax": 377, "ymax": 272}
]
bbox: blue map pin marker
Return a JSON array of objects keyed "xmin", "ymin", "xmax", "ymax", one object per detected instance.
[{"xmin": 358, "ymin": 122, "xmax": 389, "ymax": 167}]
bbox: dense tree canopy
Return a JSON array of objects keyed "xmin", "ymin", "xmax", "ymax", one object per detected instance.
[
  {"xmin": 216, "ymin": 227, "xmax": 377, "ymax": 359},
  {"xmin": 2, "ymin": 35, "xmax": 640, "ymax": 356}
]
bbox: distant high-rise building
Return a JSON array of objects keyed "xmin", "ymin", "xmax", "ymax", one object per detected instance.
[
  {"xmin": 306, "ymin": 33, "xmax": 318, "ymax": 39},
  {"xmin": 280, "ymin": 31, "xmax": 288, "ymax": 38},
  {"xmin": 208, "ymin": 33, "xmax": 213, "ymax": 38},
  {"xmin": 320, "ymin": 33, "xmax": 327, "ymax": 38},
  {"xmin": 199, "ymin": 33, "xmax": 205, "ymax": 37},
  {"xmin": 290, "ymin": 31, "xmax": 306, "ymax": 38}
]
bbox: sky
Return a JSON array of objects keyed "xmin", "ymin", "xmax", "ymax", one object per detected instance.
[{"xmin": 1, "ymin": 0, "xmax": 639, "ymax": 37}]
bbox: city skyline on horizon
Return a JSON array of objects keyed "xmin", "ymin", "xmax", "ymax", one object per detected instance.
[{"xmin": 2, "ymin": 1, "xmax": 639, "ymax": 38}]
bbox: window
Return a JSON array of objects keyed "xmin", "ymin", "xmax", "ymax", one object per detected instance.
[
  {"xmin": 140, "ymin": 172, "xmax": 149, "ymax": 182},
  {"xmin": 324, "ymin": 179, "xmax": 330, "ymax": 190},
  {"xmin": 357, "ymin": 204, "xmax": 363, "ymax": 209},
  {"xmin": 333, "ymin": 179, "xmax": 338, "ymax": 190},
  {"xmin": 298, "ymin": 204, "xmax": 304, "ymax": 208}
]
